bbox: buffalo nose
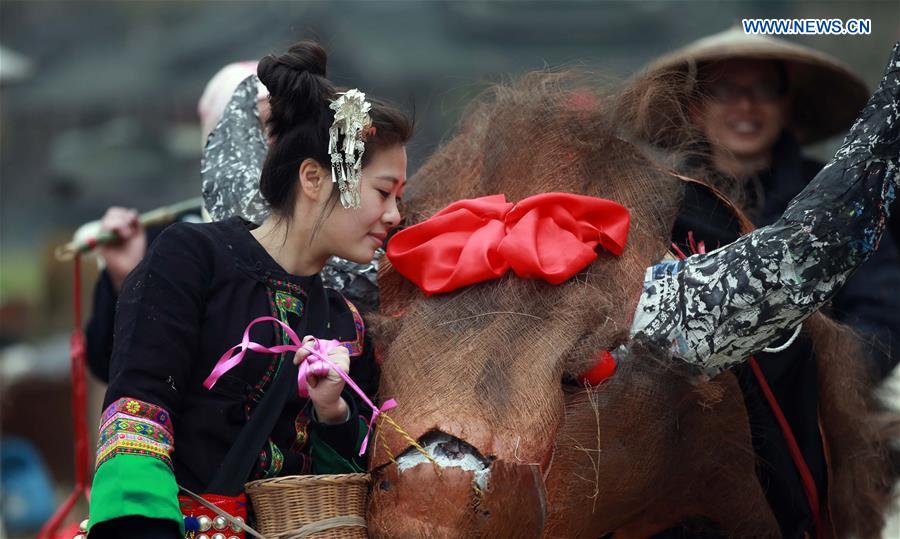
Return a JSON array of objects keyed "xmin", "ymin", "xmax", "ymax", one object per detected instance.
[{"xmin": 395, "ymin": 431, "xmax": 493, "ymax": 490}]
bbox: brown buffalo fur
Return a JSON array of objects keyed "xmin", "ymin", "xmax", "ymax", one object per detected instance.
[
  {"xmin": 544, "ymin": 345, "xmax": 778, "ymax": 538},
  {"xmin": 369, "ymin": 69, "xmax": 899, "ymax": 538},
  {"xmin": 805, "ymin": 314, "xmax": 899, "ymax": 538}
]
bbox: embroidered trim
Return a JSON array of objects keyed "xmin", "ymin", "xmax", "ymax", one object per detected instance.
[
  {"xmin": 339, "ymin": 298, "xmax": 365, "ymax": 357},
  {"xmin": 245, "ymin": 287, "xmax": 290, "ymax": 409},
  {"xmin": 253, "ymin": 285, "xmax": 313, "ymax": 404},
  {"xmin": 248, "ymin": 284, "xmax": 305, "ymax": 477},
  {"xmin": 290, "ymin": 411, "xmax": 313, "ymax": 473},
  {"xmin": 291, "ymin": 411, "xmax": 311, "ymax": 452},
  {"xmin": 251, "ymin": 439, "xmax": 284, "ymax": 480},
  {"xmin": 251, "ymin": 448, "xmax": 268, "ymax": 480},
  {"xmin": 265, "ymin": 277, "xmax": 309, "ymax": 297},
  {"xmin": 275, "ymin": 290, "xmax": 304, "ymax": 319},
  {"xmin": 270, "ymin": 443, "xmax": 284, "ymax": 477},
  {"xmin": 96, "ymin": 397, "xmax": 175, "ymax": 469}
]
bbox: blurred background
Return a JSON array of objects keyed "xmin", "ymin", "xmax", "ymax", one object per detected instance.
[{"xmin": 0, "ymin": 0, "xmax": 897, "ymax": 536}]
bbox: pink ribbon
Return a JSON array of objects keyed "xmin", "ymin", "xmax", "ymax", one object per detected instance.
[
  {"xmin": 295, "ymin": 337, "xmax": 341, "ymax": 398},
  {"xmin": 203, "ymin": 316, "xmax": 396, "ymax": 456}
]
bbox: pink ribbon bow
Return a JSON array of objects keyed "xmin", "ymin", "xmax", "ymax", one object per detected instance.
[
  {"xmin": 297, "ymin": 337, "xmax": 341, "ymax": 398},
  {"xmin": 203, "ymin": 316, "xmax": 396, "ymax": 456}
]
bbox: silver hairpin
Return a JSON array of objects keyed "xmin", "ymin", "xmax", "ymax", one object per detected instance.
[{"xmin": 328, "ymin": 89, "xmax": 372, "ymax": 209}]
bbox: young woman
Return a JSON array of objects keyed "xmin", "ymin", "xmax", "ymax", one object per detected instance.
[{"xmin": 87, "ymin": 40, "xmax": 412, "ymax": 538}]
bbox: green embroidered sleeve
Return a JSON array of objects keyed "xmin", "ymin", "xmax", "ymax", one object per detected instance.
[
  {"xmin": 88, "ymin": 454, "xmax": 183, "ymax": 534},
  {"xmin": 89, "ymin": 397, "xmax": 183, "ymax": 534}
]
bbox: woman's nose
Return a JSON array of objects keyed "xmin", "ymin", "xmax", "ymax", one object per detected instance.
[{"xmin": 383, "ymin": 198, "xmax": 401, "ymax": 227}]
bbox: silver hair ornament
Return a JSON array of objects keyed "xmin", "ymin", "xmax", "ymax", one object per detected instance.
[{"xmin": 328, "ymin": 89, "xmax": 372, "ymax": 209}]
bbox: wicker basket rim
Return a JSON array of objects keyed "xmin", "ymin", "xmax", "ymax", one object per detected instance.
[{"xmin": 245, "ymin": 473, "xmax": 371, "ymax": 491}]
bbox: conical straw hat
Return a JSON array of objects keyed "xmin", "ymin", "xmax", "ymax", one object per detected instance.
[{"xmin": 641, "ymin": 27, "xmax": 869, "ymax": 144}]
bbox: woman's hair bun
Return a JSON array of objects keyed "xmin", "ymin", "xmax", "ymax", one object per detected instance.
[
  {"xmin": 257, "ymin": 39, "xmax": 412, "ymax": 220},
  {"xmin": 257, "ymin": 40, "xmax": 333, "ymax": 136}
]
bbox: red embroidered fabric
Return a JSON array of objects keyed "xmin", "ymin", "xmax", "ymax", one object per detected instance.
[{"xmin": 178, "ymin": 492, "xmax": 248, "ymax": 539}]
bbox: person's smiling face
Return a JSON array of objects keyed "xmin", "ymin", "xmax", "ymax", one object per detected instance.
[
  {"xmin": 693, "ymin": 59, "xmax": 789, "ymax": 162},
  {"xmin": 319, "ymin": 144, "xmax": 407, "ymax": 264}
]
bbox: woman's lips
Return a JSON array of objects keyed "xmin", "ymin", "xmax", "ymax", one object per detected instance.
[{"xmin": 729, "ymin": 120, "xmax": 761, "ymax": 135}]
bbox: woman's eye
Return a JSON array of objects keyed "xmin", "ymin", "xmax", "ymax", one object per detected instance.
[{"xmin": 377, "ymin": 189, "xmax": 391, "ymax": 199}]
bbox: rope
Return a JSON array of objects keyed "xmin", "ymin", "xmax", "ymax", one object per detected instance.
[
  {"xmin": 748, "ymin": 356, "xmax": 823, "ymax": 539},
  {"xmin": 379, "ymin": 412, "xmax": 440, "ymax": 470},
  {"xmin": 179, "ymin": 485, "xmax": 266, "ymax": 539},
  {"xmin": 378, "ymin": 430, "xmax": 398, "ymax": 467},
  {"xmin": 762, "ymin": 323, "xmax": 802, "ymax": 353}
]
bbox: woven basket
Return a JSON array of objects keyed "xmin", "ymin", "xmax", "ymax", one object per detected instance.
[{"xmin": 245, "ymin": 473, "xmax": 371, "ymax": 539}]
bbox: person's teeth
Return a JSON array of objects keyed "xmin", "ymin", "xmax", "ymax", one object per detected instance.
[{"xmin": 733, "ymin": 121, "xmax": 756, "ymax": 134}]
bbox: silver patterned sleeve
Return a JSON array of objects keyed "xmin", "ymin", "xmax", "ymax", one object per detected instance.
[
  {"xmin": 200, "ymin": 74, "xmax": 271, "ymax": 225},
  {"xmin": 630, "ymin": 42, "xmax": 900, "ymax": 376}
]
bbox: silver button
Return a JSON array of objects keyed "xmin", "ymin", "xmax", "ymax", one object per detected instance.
[
  {"xmin": 212, "ymin": 533, "xmax": 227, "ymax": 539},
  {"xmin": 79, "ymin": 518, "xmax": 89, "ymax": 532},
  {"xmin": 198, "ymin": 515, "xmax": 213, "ymax": 532},
  {"xmin": 231, "ymin": 516, "xmax": 244, "ymax": 532},
  {"xmin": 213, "ymin": 515, "xmax": 228, "ymax": 530}
]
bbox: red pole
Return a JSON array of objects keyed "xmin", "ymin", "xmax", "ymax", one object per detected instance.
[{"xmin": 38, "ymin": 255, "xmax": 91, "ymax": 539}]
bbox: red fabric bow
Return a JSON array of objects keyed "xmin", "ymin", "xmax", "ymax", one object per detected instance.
[{"xmin": 386, "ymin": 193, "xmax": 630, "ymax": 294}]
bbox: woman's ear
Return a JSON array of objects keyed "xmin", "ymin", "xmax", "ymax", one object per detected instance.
[{"xmin": 298, "ymin": 158, "xmax": 330, "ymax": 201}]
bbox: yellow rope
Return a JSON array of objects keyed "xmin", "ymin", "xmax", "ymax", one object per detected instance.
[
  {"xmin": 377, "ymin": 429, "xmax": 398, "ymax": 467},
  {"xmin": 378, "ymin": 412, "xmax": 440, "ymax": 470}
]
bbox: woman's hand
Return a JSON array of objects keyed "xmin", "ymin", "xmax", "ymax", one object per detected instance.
[
  {"xmin": 294, "ymin": 336, "xmax": 350, "ymax": 424},
  {"xmin": 98, "ymin": 207, "xmax": 147, "ymax": 292}
]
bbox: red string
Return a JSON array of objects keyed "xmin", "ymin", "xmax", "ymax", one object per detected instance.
[
  {"xmin": 670, "ymin": 241, "xmax": 689, "ymax": 260},
  {"xmin": 673, "ymin": 233, "xmax": 822, "ymax": 537},
  {"xmin": 38, "ymin": 255, "xmax": 91, "ymax": 539},
  {"xmin": 748, "ymin": 356, "xmax": 823, "ymax": 539}
]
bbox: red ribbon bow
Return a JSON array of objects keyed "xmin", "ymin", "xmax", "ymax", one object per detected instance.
[{"xmin": 386, "ymin": 193, "xmax": 630, "ymax": 294}]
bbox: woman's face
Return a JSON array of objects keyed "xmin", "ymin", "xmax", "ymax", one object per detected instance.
[
  {"xmin": 692, "ymin": 59, "xmax": 789, "ymax": 162},
  {"xmin": 319, "ymin": 144, "xmax": 407, "ymax": 264}
]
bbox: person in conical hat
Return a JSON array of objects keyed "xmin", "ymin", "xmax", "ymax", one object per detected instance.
[
  {"xmin": 639, "ymin": 26, "xmax": 900, "ymax": 375},
  {"xmin": 632, "ymin": 29, "xmax": 900, "ymax": 539},
  {"xmin": 644, "ymin": 26, "xmax": 869, "ymax": 147}
]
